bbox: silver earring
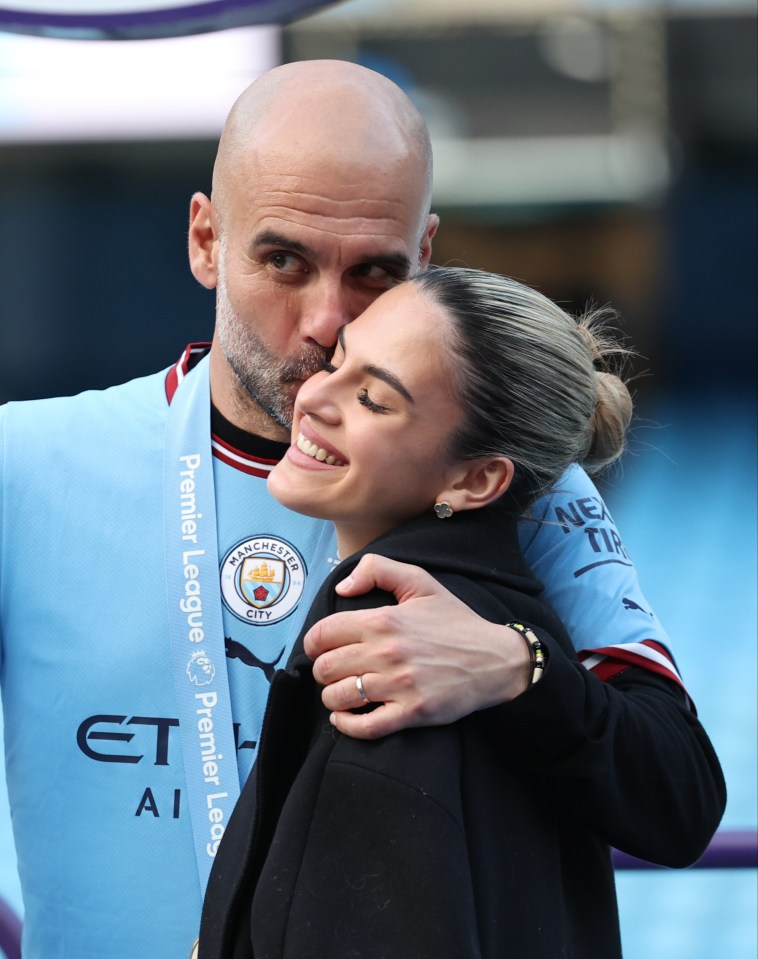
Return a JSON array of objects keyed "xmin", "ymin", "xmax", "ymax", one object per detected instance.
[{"xmin": 434, "ymin": 502, "xmax": 453, "ymax": 519}]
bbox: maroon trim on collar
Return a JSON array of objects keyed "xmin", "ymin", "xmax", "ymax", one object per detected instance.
[
  {"xmin": 211, "ymin": 435, "xmax": 281, "ymax": 479},
  {"xmin": 164, "ymin": 342, "xmax": 289, "ymax": 478},
  {"xmin": 164, "ymin": 342, "xmax": 211, "ymax": 405}
]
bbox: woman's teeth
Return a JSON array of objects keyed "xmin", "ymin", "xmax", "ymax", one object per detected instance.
[{"xmin": 296, "ymin": 433, "xmax": 345, "ymax": 466}]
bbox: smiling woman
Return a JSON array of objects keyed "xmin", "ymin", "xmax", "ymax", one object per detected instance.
[
  {"xmin": 269, "ymin": 270, "xmax": 628, "ymax": 558},
  {"xmin": 199, "ymin": 266, "xmax": 725, "ymax": 959},
  {"xmin": 268, "ymin": 283, "xmax": 468, "ymax": 556}
]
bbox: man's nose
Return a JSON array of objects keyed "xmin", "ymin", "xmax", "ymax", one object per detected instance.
[{"xmin": 299, "ymin": 280, "xmax": 358, "ymax": 348}]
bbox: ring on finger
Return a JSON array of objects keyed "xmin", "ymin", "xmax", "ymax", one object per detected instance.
[{"xmin": 355, "ymin": 674, "xmax": 371, "ymax": 704}]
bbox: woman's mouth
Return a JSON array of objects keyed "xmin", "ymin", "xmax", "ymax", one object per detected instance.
[{"xmin": 294, "ymin": 432, "xmax": 346, "ymax": 467}]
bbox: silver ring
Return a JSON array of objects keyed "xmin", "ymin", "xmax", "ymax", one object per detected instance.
[{"xmin": 355, "ymin": 674, "xmax": 370, "ymax": 704}]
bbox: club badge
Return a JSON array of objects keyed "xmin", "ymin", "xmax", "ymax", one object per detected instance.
[{"xmin": 220, "ymin": 535, "xmax": 307, "ymax": 625}]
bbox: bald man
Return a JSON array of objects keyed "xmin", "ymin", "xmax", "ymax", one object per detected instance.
[{"xmin": 0, "ymin": 60, "xmax": 680, "ymax": 957}]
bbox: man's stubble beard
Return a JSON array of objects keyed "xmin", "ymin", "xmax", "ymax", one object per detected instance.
[{"xmin": 215, "ymin": 245, "xmax": 328, "ymax": 431}]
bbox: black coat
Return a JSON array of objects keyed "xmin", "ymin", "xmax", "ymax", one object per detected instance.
[{"xmin": 200, "ymin": 508, "xmax": 725, "ymax": 959}]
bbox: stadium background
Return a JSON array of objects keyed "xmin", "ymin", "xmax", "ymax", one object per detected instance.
[{"xmin": 0, "ymin": 1, "xmax": 755, "ymax": 956}]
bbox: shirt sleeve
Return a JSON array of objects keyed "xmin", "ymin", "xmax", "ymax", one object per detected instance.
[
  {"xmin": 519, "ymin": 465, "xmax": 676, "ymax": 670},
  {"xmin": 488, "ymin": 627, "xmax": 726, "ymax": 868}
]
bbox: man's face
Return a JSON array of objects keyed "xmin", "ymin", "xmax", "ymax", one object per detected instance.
[
  {"xmin": 214, "ymin": 236, "xmax": 328, "ymax": 432},
  {"xmin": 203, "ymin": 146, "xmax": 436, "ymax": 438}
]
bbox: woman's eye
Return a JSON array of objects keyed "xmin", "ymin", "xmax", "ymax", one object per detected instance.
[{"xmin": 358, "ymin": 388, "xmax": 390, "ymax": 414}]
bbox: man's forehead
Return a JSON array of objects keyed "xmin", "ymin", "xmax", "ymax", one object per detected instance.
[
  {"xmin": 249, "ymin": 171, "xmax": 417, "ymax": 219},
  {"xmin": 231, "ymin": 144, "xmax": 426, "ymax": 235}
]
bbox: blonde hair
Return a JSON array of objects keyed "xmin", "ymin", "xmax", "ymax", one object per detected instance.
[{"xmin": 412, "ymin": 267, "xmax": 633, "ymax": 509}]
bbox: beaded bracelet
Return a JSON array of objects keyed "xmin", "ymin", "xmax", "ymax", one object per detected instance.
[{"xmin": 506, "ymin": 621, "xmax": 546, "ymax": 686}]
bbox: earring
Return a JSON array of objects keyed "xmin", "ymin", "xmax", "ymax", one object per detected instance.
[{"xmin": 434, "ymin": 502, "xmax": 453, "ymax": 519}]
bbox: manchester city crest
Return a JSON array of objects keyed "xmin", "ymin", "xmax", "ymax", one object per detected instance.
[
  {"xmin": 240, "ymin": 556, "xmax": 285, "ymax": 608},
  {"xmin": 220, "ymin": 535, "xmax": 307, "ymax": 625}
]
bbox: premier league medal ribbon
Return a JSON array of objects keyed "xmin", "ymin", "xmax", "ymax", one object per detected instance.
[{"xmin": 163, "ymin": 355, "xmax": 240, "ymax": 894}]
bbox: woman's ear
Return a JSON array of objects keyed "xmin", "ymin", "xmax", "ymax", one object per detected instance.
[{"xmin": 436, "ymin": 456, "xmax": 515, "ymax": 513}]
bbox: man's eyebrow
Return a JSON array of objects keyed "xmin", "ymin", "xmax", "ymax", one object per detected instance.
[
  {"xmin": 252, "ymin": 230, "xmax": 312, "ymax": 256},
  {"xmin": 338, "ymin": 328, "xmax": 414, "ymax": 404}
]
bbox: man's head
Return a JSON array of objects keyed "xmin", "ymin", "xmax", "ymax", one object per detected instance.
[{"xmin": 188, "ymin": 59, "xmax": 438, "ymax": 440}]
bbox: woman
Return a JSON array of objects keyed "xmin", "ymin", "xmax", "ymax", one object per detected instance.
[{"xmin": 199, "ymin": 268, "xmax": 725, "ymax": 958}]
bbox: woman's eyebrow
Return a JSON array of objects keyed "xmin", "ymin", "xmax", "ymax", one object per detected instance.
[
  {"xmin": 364, "ymin": 364, "xmax": 414, "ymax": 404},
  {"xmin": 338, "ymin": 327, "xmax": 414, "ymax": 404}
]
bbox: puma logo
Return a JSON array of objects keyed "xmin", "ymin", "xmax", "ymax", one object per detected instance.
[{"xmin": 224, "ymin": 637, "xmax": 286, "ymax": 682}]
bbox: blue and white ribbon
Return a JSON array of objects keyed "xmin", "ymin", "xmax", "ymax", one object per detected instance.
[{"xmin": 163, "ymin": 355, "xmax": 240, "ymax": 895}]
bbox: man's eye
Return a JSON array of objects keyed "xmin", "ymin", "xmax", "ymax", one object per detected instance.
[
  {"xmin": 352, "ymin": 263, "xmax": 404, "ymax": 288},
  {"xmin": 355, "ymin": 263, "xmax": 390, "ymax": 278},
  {"xmin": 268, "ymin": 252, "xmax": 307, "ymax": 274}
]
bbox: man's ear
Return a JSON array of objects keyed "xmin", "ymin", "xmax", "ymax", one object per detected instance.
[
  {"xmin": 418, "ymin": 213, "xmax": 440, "ymax": 270},
  {"xmin": 188, "ymin": 192, "xmax": 220, "ymax": 290},
  {"xmin": 436, "ymin": 456, "xmax": 515, "ymax": 513}
]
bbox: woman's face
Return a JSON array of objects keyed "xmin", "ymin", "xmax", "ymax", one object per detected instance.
[{"xmin": 267, "ymin": 283, "xmax": 464, "ymax": 556}]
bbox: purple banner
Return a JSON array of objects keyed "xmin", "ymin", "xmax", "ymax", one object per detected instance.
[
  {"xmin": 613, "ymin": 829, "xmax": 758, "ymax": 871},
  {"xmin": 0, "ymin": 0, "xmax": 338, "ymax": 39}
]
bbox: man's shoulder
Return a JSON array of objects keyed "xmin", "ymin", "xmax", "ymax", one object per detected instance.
[
  {"xmin": 520, "ymin": 465, "xmax": 616, "ymax": 548},
  {"xmin": 1, "ymin": 364, "xmax": 171, "ymax": 439},
  {"xmin": 520, "ymin": 465, "xmax": 672, "ymax": 652},
  {"xmin": 530, "ymin": 464, "xmax": 606, "ymax": 519}
]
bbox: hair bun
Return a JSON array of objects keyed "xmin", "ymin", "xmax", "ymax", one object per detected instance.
[
  {"xmin": 574, "ymin": 308, "xmax": 634, "ymax": 473},
  {"xmin": 583, "ymin": 370, "xmax": 633, "ymax": 471}
]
